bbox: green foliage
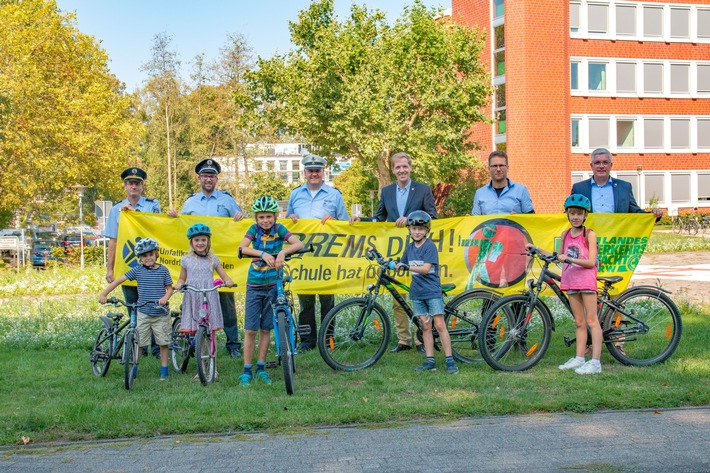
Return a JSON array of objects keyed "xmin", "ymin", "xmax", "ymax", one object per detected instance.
[
  {"xmin": 333, "ymin": 159, "xmax": 380, "ymax": 214},
  {"xmin": 646, "ymin": 231, "xmax": 710, "ymax": 254},
  {"xmin": 438, "ymin": 166, "xmax": 489, "ymax": 217},
  {"xmin": 239, "ymin": 169, "xmax": 298, "ymax": 209},
  {"xmin": 248, "ymin": 0, "xmax": 491, "ymax": 193}
]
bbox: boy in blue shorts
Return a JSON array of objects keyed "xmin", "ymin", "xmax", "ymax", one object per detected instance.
[
  {"xmin": 238, "ymin": 196, "xmax": 304, "ymax": 386},
  {"xmin": 99, "ymin": 238, "xmax": 174, "ymax": 380},
  {"xmin": 395, "ymin": 211, "xmax": 458, "ymax": 374}
]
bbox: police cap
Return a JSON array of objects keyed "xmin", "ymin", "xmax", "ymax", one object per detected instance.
[
  {"xmin": 195, "ymin": 158, "xmax": 221, "ymax": 175},
  {"xmin": 121, "ymin": 167, "xmax": 147, "ymax": 182},
  {"xmin": 302, "ymin": 154, "xmax": 326, "ymax": 170}
]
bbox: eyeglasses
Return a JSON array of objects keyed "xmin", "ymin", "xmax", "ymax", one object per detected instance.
[
  {"xmin": 592, "ymin": 160, "xmax": 611, "ymax": 167},
  {"xmin": 306, "ymin": 169, "xmax": 323, "ymax": 174},
  {"xmin": 489, "ymin": 164, "xmax": 508, "ymax": 169},
  {"xmin": 199, "ymin": 174, "xmax": 217, "ymax": 180}
]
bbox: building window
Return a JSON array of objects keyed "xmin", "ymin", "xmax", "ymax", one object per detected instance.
[
  {"xmin": 616, "ymin": 62, "xmax": 636, "ymax": 93},
  {"xmin": 496, "ymin": 109, "xmax": 506, "ymax": 135},
  {"xmin": 571, "ymin": 119, "xmax": 580, "ymax": 147},
  {"xmin": 670, "ymin": 119, "xmax": 690, "ymax": 149},
  {"xmin": 670, "ymin": 64, "xmax": 690, "ymax": 94},
  {"xmin": 279, "ymin": 160, "xmax": 288, "ymax": 171},
  {"xmin": 494, "ymin": 24, "xmax": 504, "ymax": 49},
  {"xmin": 617, "ymin": 172, "xmax": 640, "ymax": 201},
  {"xmin": 494, "ymin": 50, "xmax": 505, "ymax": 77},
  {"xmin": 570, "ymin": 2, "xmax": 580, "ymax": 33},
  {"xmin": 643, "ymin": 63, "xmax": 663, "ymax": 94},
  {"xmin": 644, "ymin": 119, "xmax": 664, "ymax": 149},
  {"xmin": 670, "ymin": 8, "xmax": 690, "ymax": 39},
  {"xmin": 588, "ymin": 4, "xmax": 608, "ymax": 34},
  {"xmin": 699, "ymin": 120, "xmax": 710, "ymax": 149},
  {"xmin": 571, "ymin": 62, "xmax": 579, "ymax": 90},
  {"xmin": 616, "ymin": 5, "xmax": 636, "ymax": 36},
  {"xmin": 493, "ymin": 0, "xmax": 504, "ymax": 19},
  {"xmin": 588, "ymin": 62, "xmax": 607, "ymax": 91},
  {"xmin": 699, "ymin": 10, "xmax": 710, "ymax": 39},
  {"xmin": 617, "ymin": 120, "xmax": 635, "ymax": 148},
  {"xmin": 495, "ymin": 83, "xmax": 506, "ymax": 108},
  {"xmin": 644, "ymin": 174, "xmax": 665, "ymax": 205},
  {"xmin": 698, "ymin": 65, "xmax": 710, "ymax": 93},
  {"xmin": 643, "ymin": 6, "xmax": 663, "ymax": 38},
  {"xmin": 671, "ymin": 174, "xmax": 691, "ymax": 202},
  {"xmin": 293, "ymin": 160, "xmax": 300, "ymax": 171},
  {"xmin": 589, "ymin": 118, "xmax": 609, "ymax": 148},
  {"xmin": 698, "ymin": 174, "xmax": 710, "ymax": 201}
]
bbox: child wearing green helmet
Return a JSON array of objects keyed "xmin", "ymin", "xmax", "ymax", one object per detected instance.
[
  {"xmin": 526, "ymin": 194, "xmax": 602, "ymax": 375},
  {"xmin": 237, "ymin": 196, "xmax": 304, "ymax": 386}
]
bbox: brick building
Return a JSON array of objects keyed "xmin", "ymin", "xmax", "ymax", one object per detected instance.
[{"xmin": 452, "ymin": 0, "xmax": 710, "ymax": 213}]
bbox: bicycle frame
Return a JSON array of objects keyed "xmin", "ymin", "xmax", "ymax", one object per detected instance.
[{"xmin": 271, "ymin": 266, "xmax": 296, "ymax": 363}]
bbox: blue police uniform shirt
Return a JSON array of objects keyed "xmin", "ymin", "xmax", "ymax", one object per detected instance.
[
  {"xmin": 471, "ymin": 178, "xmax": 534, "ymax": 216},
  {"xmin": 180, "ymin": 190, "xmax": 244, "ymax": 218},
  {"xmin": 590, "ymin": 177, "xmax": 615, "ymax": 213},
  {"xmin": 286, "ymin": 184, "xmax": 348, "ymax": 220},
  {"xmin": 104, "ymin": 197, "xmax": 161, "ymax": 239}
]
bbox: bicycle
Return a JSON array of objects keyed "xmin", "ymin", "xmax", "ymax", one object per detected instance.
[
  {"xmin": 169, "ymin": 307, "xmax": 190, "ymax": 373},
  {"xmin": 317, "ymin": 246, "xmax": 500, "ymax": 371},
  {"xmin": 477, "ymin": 248, "xmax": 682, "ymax": 371},
  {"xmin": 671, "ymin": 214, "xmax": 700, "ymax": 235},
  {"xmin": 238, "ymin": 244, "xmax": 313, "ymax": 395},
  {"xmin": 90, "ymin": 298, "xmax": 158, "ymax": 390},
  {"xmin": 176, "ymin": 281, "xmax": 225, "ymax": 385}
]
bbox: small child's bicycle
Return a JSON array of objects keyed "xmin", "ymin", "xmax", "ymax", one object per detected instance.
[
  {"xmin": 90, "ymin": 298, "xmax": 157, "ymax": 390},
  {"xmin": 177, "ymin": 281, "xmax": 225, "ymax": 385}
]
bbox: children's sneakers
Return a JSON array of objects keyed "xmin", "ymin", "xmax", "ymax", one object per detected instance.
[
  {"xmin": 415, "ymin": 360, "xmax": 436, "ymax": 372},
  {"xmin": 575, "ymin": 361, "xmax": 602, "ymax": 375},
  {"xmin": 256, "ymin": 370, "xmax": 272, "ymax": 384},
  {"xmin": 558, "ymin": 357, "xmax": 585, "ymax": 370},
  {"xmin": 239, "ymin": 373, "xmax": 252, "ymax": 386},
  {"xmin": 446, "ymin": 360, "xmax": 459, "ymax": 374}
]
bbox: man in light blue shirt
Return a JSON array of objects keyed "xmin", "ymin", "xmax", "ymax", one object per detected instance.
[
  {"xmin": 168, "ymin": 158, "xmax": 246, "ymax": 357},
  {"xmin": 471, "ymin": 151, "xmax": 535, "ymax": 216},
  {"xmin": 286, "ymin": 154, "xmax": 349, "ymax": 350}
]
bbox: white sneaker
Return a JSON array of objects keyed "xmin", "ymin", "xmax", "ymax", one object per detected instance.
[
  {"xmin": 558, "ymin": 357, "xmax": 585, "ymax": 370},
  {"xmin": 575, "ymin": 361, "xmax": 602, "ymax": 375}
]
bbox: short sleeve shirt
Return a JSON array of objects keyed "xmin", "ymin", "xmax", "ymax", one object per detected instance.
[
  {"xmin": 401, "ymin": 239, "xmax": 441, "ymax": 300},
  {"xmin": 181, "ymin": 190, "xmax": 244, "ymax": 218},
  {"xmin": 286, "ymin": 184, "xmax": 348, "ymax": 220},
  {"xmin": 104, "ymin": 197, "xmax": 161, "ymax": 239},
  {"xmin": 124, "ymin": 264, "xmax": 173, "ymax": 316},
  {"xmin": 244, "ymin": 223, "xmax": 294, "ymax": 287}
]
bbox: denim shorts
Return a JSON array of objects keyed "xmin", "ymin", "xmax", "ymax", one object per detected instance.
[
  {"xmin": 411, "ymin": 298, "xmax": 445, "ymax": 317},
  {"xmin": 245, "ymin": 285, "xmax": 277, "ymax": 331}
]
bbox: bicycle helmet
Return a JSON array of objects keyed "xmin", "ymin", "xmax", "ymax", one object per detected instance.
[
  {"xmin": 134, "ymin": 238, "xmax": 159, "ymax": 256},
  {"xmin": 187, "ymin": 223, "xmax": 211, "ymax": 239},
  {"xmin": 564, "ymin": 194, "xmax": 592, "ymax": 212},
  {"xmin": 406, "ymin": 210, "xmax": 432, "ymax": 229},
  {"xmin": 251, "ymin": 196, "xmax": 280, "ymax": 214}
]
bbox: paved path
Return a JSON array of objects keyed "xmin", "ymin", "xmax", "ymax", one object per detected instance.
[
  {"xmin": 634, "ymin": 263, "xmax": 710, "ymax": 282},
  {"xmin": 2, "ymin": 407, "xmax": 708, "ymax": 473}
]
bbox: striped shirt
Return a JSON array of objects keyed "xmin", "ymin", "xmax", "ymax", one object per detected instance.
[
  {"xmin": 244, "ymin": 223, "xmax": 294, "ymax": 287},
  {"xmin": 124, "ymin": 264, "xmax": 173, "ymax": 316}
]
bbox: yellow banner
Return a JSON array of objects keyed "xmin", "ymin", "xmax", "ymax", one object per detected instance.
[{"xmin": 116, "ymin": 212, "xmax": 655, "ymax": 296}]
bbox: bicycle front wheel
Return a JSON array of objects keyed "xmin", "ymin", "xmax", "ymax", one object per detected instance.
[
  {"xmin": 603, "ymin": 288, "xmax": 682, "ymax": 366},
  {"xmin": 317, "ymin": 297, "xmax": 390, "ymax": 371},
  {"xmin": 687, "ymin": 219, "xmax": 700, "ymax": 235},
  {"xmin": 478, "ymin": 295, "xmax": 552, "ymax": 371},
  {"xmin": 90, "ymin": 327, "xmax": 113, "ymax": 377},
  {"xmin": 671, "ymin": 219, "xmax": 682, "ymax": 234},
  {"xmin": 277, "ymin": 310, "xmax": 295, "ymax": 395},
  {"xmin": 445, "ymin": 290, "xmax": 499, "ymax": 363},
  {"xmin": 195, "ymin": 326, "xmax": 216, "ymax": 385},
  {"xmin": 170, "ymin": 316, "xmax": 190, "ymax": 373},
  {"xmin": 124, "ymin": 331, "xmax": 139, "ymax": 390}
]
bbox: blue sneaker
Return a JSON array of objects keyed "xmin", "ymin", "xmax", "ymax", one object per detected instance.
[
  {"xmin": 446, "ymin": 360, "xmax": 459, "ymax": 374},
  {"xmin": 256, "ymin": 370, "xmax": 272, "ymax": 385},
  {"xmin": 415, "ymin": 360, "xmax": 436, "ymax": 372},
  {"xmin": 239, "ymin": 373, "xmax": 252, "ymax": 386}
]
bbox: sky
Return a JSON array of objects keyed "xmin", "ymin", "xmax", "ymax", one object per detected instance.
[{"xmin": 56, "ymin": 0, "xmax": 448, "ymax": 91}]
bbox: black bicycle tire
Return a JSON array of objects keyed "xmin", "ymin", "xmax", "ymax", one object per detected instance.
[
  {"xmin": 124, "ymin": 331, "xmax": 139, "ymax": 390},
  {"xmin": 317, "ymin": 297, "xmax": 390, "ymax": 371},
  {"xmin": 195, "ymin": 326, "xmax": 215, "ymax": 385},
  {"xmin": 478, "ymin": 294, "xmax": 553, "ymax": 371},
  {"xmin": 91, "ymin": 326, "xmax": 113, "ymax": 377},
  {"xmin": 602, "ymin": 288, "xmax": 682, "ymax": 366},
  {"xmin": 170, "ymin": 317, "xmax": 191, "ymax": 373},
  {"xmin": 687, "ymin": 219, "xmax": 700, "ymax": 235},
  {"xmin": 671, "ymin": 219, "xmax": 682, "ymax": 234},
  {"xmin": 444, "ymin": 289, "xmax": 499, "ymax": 363},
  {"xmin": 277, "ymin": 310, "xmax": 295, "ymax": 395}
]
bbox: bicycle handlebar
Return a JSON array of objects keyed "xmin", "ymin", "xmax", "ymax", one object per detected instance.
[
  {"xmin": 105, "ymin": 298, "xmax": 161, "ymax": 308},
  {"xmin": 525, "ymin": 247, "xmax": 559, "ymax": 265},
  {"xmin": 178, "ymin": 283, "xmax": 225, "ymax": 294},
  {"xmin": 238, "ymin": 244, "xmax": 314, "ymax": 261}
]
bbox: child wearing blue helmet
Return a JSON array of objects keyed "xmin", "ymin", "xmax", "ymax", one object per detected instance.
[{"xmin": 527, "ymin": 194, "xmax": 602, "ymax": 375}]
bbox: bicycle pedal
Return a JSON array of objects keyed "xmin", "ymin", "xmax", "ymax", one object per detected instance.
[
  {"xmin": 265, "ymin": 361, "xmax": 279, "ymax": 369},
  {"xmin": 563, "ymin": 336, "xmax": 574, "ymax": 348},
  {"xmin": 297, "ymin": 325, "xmax": 312, "ymax": 336}
]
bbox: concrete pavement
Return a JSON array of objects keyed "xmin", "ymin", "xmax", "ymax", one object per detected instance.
[{"xmin": 2, "ymin": 407, "xmax": 708, "ymax": 472}]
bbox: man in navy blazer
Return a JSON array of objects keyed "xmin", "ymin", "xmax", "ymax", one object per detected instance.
[
  {"xmin": 571, "ymin": 148, "xmax": 663, "ymax": 218},
  {"xmin": 350, "ymin": 151, "xmax": 437, "ymax": 353}
]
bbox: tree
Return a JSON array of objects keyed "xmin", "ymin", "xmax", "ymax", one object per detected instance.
[
  {"xmin": 247, "ymin": 0, "xmax": 491, "ymax": 201},
  {"xmin": 0, "ymin": 0, "xmax": 140, "ymax": 223}
]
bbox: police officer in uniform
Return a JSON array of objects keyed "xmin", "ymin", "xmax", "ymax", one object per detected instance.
[
  {"xmin": 286, "ymin": 154, "xmax": 349, "ymax": 351},
  {"xmin": 168, "ymin": 158, "xmax": 247, "ymax": 357}
]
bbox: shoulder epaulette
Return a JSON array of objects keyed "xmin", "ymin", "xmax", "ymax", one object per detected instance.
[
  {"xmin": 221, "ymin": 190, "xmax": 233, "ymax": 197},
  {"xmin": 331, "ymin": 186, "xmax": 343, "ymax": 194},
  {"xmin": 144, "ymin": 197, "xmax": 156, "ymax": 202}
]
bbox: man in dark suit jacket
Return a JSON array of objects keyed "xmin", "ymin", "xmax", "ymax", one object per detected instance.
[
  {"xmin": 350, "ymin": 152, "xmax": 437, "ymax": 353},
  {"xmin": 571, "ymin": 148, "xmax": 663, "ymax": 218}
]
